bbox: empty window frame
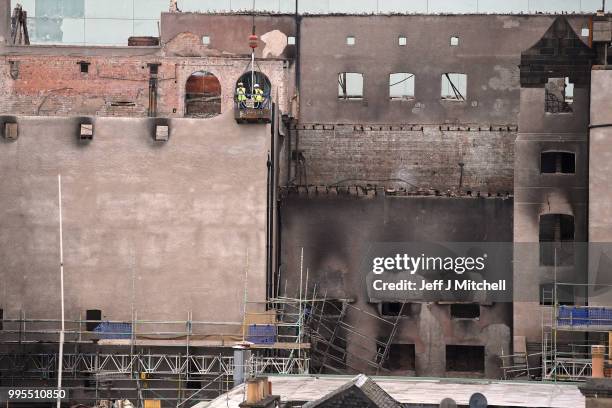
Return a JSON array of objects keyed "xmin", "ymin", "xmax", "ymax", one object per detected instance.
[
  {"xmin": 545, "ymin": 77, "xmax": 573, "ymax": 113},
  {"xmin": 441, "ymin": 73, "xmax": 467, "ymax": 101},
  {"xmin": 380, "ymin": 302, "xmax": 411, "ymax": 317},
  {"xmin": 287, "ymin": 36, "xmax": 296, "ymax": 45},
  {"xmin": 338, "ymin": 72, "xmax": 363, "ymax": 100},
  {"xmin": 202, "ymin": 35, "xmax": 210, "ymax": 45},
  {"xmin": 450, "ymin": 303, "xmax": 480, "ymax": 319},
  {"xmin": 79, "ymin": 61, "xmax": 90, "ymax": 73},
  {"xmin": 450, "ymin": 36, "xmax": 460, "ymax": 46},
  {"xmin": 346, "ymin": 36, "xmax": 355, "ymax": 45},
  {"xmin": 541, "ymin": 151, "xmax": 575, "ymax": 174},
  {"xmin": 539, "ymin": 214, "xmax": 575, "ymax": 266},
  {"xmin": 446, "ymin": 345, "xmax": 485, "ymax": 372},
  {"xmin": 539, "ymin": 283, "xmax": 575, "ymax": 306},
  {"xmin": 85, "ymin": 309, "xmax": 102, "ymax": 332},
  {"xmin": 380, "ymin": 343, "xmax": 416, "ymax": 371},
  {"xmin": 148, "ymin": 63, "xmax": 160, "ymax": 75},
  {"xmin": 581, "ymin": 27, "xmax": 590, "ymax": 37},
  {"xmin": 398, "ymin": 36, "xmax": 407, "ymax": 46},
  {"xmin": 389, "ymin": 73, "xmax": 415, "ymax": 100}
]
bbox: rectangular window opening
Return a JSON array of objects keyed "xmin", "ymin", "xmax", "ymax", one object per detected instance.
[
  {"xmin": 446, "ymin": 345, "xmax": 485, "ymax": 372},
  {"xmin": 450, "ymin": 36, "xmax": 460, "ymax": 46},
  {"xmin": 441, "ymin": 73, "xmax": 466, "ymax": 101},
  {"xmin": 389, "ymin": 72, "xmax": 415, "ymax": 100},
  {"xmin": 398, "ymin": 36, "xmax": 407, "ymax": 46},
  {"xmin": 581, "ymin": 27, "xmax": 590, "ymax": 37},
  {"xmin": 346, "ymin": 36, "xmax": 355, "ymax": 45},
  {"xmin": 79, "ymin": 61, "xmax": 90, "ymax": 74},
  {"xmin": 338, "ymin": 72, "xmax": 363, "ymax": 100},
  {"xmin": 539, "ymin": 214, "xmax": 575, "ymax": 266},
  {"xmin": 202, "ymin": 35, "xmax": 210, "ymax": 45},
  {"xmin": 545, "ymin": 77, "xmax": 573, "ymax": 113},
  {"xmin": 378, "ymin": 343, "xmax": 416, "ymax": 371},
  {"xmin": 148, "ymin": 63, "xmax": 160, "ymax": 75},
  {"xmin": 380, "ymin": 302, "xmax": 411, "ymax": 317},
  {"xmin": 539, "ymin": 283, "xmax": 575, "ymax": 306},
  {"xmin": 450, "ymin": 303, "xmax": 480, "ymax": 319},
  {"xmin": 85, "ymin": 309, "xmax": 102, "ymax": 332},
  {"xmin": 287, "ymin": 36, "xmax": 296, "ymax": 45},
  {"xmin": 541, "ymin": 151, "xmax": 575, "ymax": 174}
]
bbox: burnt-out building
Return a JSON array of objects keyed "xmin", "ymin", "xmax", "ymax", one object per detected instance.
[{"xmin": 0, "ymin": 0, "xmax": 612, "ymax": 402}]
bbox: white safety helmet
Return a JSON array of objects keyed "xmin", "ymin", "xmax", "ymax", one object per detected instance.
[
  {"xmin": 238, "ymin": 82, "xmax": 244, "ymax": 86},
  {"xmin": 254, "ymin": 84, "xmax": 260, "ymax": 88}
]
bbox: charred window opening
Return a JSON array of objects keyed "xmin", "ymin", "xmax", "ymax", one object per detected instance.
[
  {"xmin": 539, "ymin": 214, "xmax": 575, "ymax": 266},
  {"xmin": 79, "ymin": 61, "xmax": 90, "ymax": 74},
  {"xmin": 398, "ymin": 36, "xmax": 407, "ymax": 46},
  {"xmin": 539, "ymin": 283, "xmax": 575, "ymax": 306},
  {"xmin": 338, "ymin": 72, "xmax": 363, "ymax": 100},
  {"xmin": 389, "ymin": 73, "xmax": 415, "ymax": 100},
  {"xmin": 441, "ymin": 73, "xmax": 466, "ymax": 101},
  {"xmin": 85, "ymin": 309, "xmax": 102, "ymax": 332},
  {"xmin": 380, "ymin": 302, "xmax": 411, "ymax": 317},
  {"xmin": 545, "ymin": 77, "xmax": 573, "ymax": 113},
  {"xmin": 541, "ymin": 151, "xmax": 575, "ymax": 174},
  {"xmin": 346, "ymin": 36, "xmax": 355, "ymax": 45},
  {"xmin": 450, "ymin": 303, "xmax": 480, "ymax": 319},
  {"xmin": 450, "ymin": 36, "xmax": 460, "ymax": 46},
  {"xmin": 379, "ymin": 343, "xmax": 416, "ymax": 371},
  {"xmin": 185, "ymin": 71, "xmax": 221, "ymax": 118},
  {"xmin": 446, "ymin": 345, "xmax": 485, "ymax": 372},
  {"xmin": 0, "ymin": 308, "xmax": 3, "ymax": 330}
]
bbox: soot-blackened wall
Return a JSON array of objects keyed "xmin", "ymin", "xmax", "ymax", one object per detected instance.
[{"xmin": 279, "ymin": 193, "xmax": 513, "ymax": 378}]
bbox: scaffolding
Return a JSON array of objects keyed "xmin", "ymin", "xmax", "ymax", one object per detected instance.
[
  {"xmin": 0, "ymin": 312, "xmax": 309, "ymax": 405},
  {"xmin": 541, "ymin": 282, "xmax": 612, "ymax": 381}
]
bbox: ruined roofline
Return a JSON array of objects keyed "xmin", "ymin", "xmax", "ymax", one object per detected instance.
[
  {"xmin": 164, "ymin": 11, "xmax": 611, "ymax": 17},
  {"xmin": 281, "ymin": 186, "xmax": 513, "ymax": 199}
]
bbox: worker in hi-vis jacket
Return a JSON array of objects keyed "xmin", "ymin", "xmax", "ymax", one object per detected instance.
[
  {"xmin": 236, "ymin": 82, "xmax": 247, "ymax": 108},
  {"xmin": 253, "ymin": 83, "xmax": 264, "ymax": 109}
]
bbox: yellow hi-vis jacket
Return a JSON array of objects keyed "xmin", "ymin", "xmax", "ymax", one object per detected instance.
[
  {"xmin": 254, "ymin": 88, "xmax": 264, "ymax": 102},
  {"xmin": 236, "ymin": 87, "xmax": 247, "ymax": 102}
]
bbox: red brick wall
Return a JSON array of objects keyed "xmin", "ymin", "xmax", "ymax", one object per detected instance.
[
  {"xmin": 0, "ymin": 54, "xmax": 288, "ymax": 117},
  {"xmin": 2, "ymin": 56, "xmax": 151, "ymax": 116}
]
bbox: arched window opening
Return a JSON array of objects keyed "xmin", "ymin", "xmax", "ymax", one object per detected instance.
[
  {"xmin": 234, "ymin": 71, "xmax": 272, "ymax": 124},
  {"xmin": 185, "ymin": 71, "xmax": 221, "ymax": 118},
  {"xmin": 236, "ymin": 71, "xmax": 271, "ymax": 104}
]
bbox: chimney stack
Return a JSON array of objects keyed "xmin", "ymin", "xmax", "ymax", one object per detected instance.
[{"xmin": 240, "ymin": 377, "xmax": 280, "ymax": 408}]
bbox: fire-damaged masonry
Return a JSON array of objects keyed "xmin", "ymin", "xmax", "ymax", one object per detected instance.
[{"xmin": 0, "ymin": 0, "xmax": 612, "ymax": 404}]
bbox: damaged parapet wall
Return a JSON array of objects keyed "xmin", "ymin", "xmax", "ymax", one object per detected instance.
[
  {"xmin": 280, "ymin": 192, "xmax": 513, "ymax": 378},
  {"xmin": 0, "ymin": 13, "xmax": 295, "ymax": 117},
  {"xmin": 283, "ymin": 15, "xmax": 593, "ymax": 193}
]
